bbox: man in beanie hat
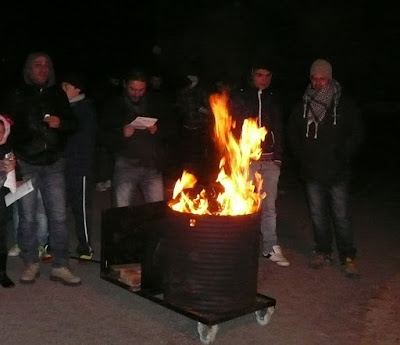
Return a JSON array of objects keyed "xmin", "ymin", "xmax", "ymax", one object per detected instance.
[
  {"xmin": 61, "ymin": 72, "xmax": 97, "ymax": 261},
  {"xmin": 230, "ymin": 60, "xmax": 289, "ymax": 267},
  {"xmin": 4, "ymin": 52, "xmax": 81, "ymax": 285},
  {"xmin": 288, "ymin": 58, "xmax": 364, "ymax": 278},
  {"xmin": 310, "ymin": 59, "xmax": 332, "ymax": 80}
]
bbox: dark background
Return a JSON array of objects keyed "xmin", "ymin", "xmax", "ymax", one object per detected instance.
[
  {"xmin": 1, "ymin": 1, "xmax": 398, "ymax": 102},
  {"xmin": 2, "ymin": 1, "xmax": 399, "ymax": 178}
]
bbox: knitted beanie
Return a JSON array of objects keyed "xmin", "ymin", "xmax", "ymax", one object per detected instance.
[
  {"xmin": 62, "ymin": 72, "xmax": 87, "ymax": 93},
  {"xmin": 310, "ymin": 59, "xmax": 332, "ymax": 79}
]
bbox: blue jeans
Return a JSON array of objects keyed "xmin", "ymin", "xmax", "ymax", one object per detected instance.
[
  {"xmin": 112, "ymin": 157, "xmax": 164, "ymax": 207},
  {"xmin": 250, "ymin": 160, "xmax": 280, "ymax": 253},
  {"xmin": 17, "ymin": 158, "xmax": 69, "ymax": 267},
  {"xmin": 305, "ymin": 180, "xmax": 356, "ymax": 262},
  {"xmin": 12, "ymin": 190, "xmax": 48, "ymax": 247}
]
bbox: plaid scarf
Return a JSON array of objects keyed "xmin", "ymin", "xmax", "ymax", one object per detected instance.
[{"xmin": 303, "ymin": 79, "xmax": 341, "ymax": 138}]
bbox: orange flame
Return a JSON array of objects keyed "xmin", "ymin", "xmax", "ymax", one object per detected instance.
[{"xmin": 168, "ymin": 92, "xmax": 267, "ymax": 215}]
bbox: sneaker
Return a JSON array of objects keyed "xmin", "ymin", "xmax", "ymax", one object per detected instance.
[
  {"xmin": 42, "ymin": 253, "xmax": 52, "ymax": 263},
  {"xmin": 79, "ymin": 252, "xmax": 93, "ymax": 261},
  {"xmin": 50, "ymin": 267, "xmax": 82, "ymax": 286},
  {"xmin": 38, "ymin": 246, "xmax": 45, "ymax": 258},
  {"xmin": 342, "ymin": 257, "xmax": 360, "ymax": 279},
  {"xmin": 77, "ymin": 245, "xmax": 93, "ymax": 263},
  {"xmin": 309, "ymin": 252, "xmax": 333, "ymax": 269},
  {"xmin": 8, "ymin": 244, "xmax": 21, "ymax": 257},
  {"xmin": 20, "ymin": 263, "xmax": 40, "ymax": 284},
  {"xmin": 42, "ymin": 245, "xmax": 52, "ymax": 263},
  {"xmin": 263, "ymin": 245, "xmax": 289, "ymax": 266}
]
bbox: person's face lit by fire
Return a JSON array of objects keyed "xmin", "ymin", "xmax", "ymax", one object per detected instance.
[
  {"xmin": 252, "ymin": 68, "xmax": 272, "ymax": 90},
  {"xmin": 126, "ymin": 80, "xmax": 147, "ymax": 102},
  {"xmin": 310, "ymin": 73, "xmax": 331, "ymax": 90},
  {"xmin": 29, "ymin": 56, "xmax": 50, "ymax": 85}
]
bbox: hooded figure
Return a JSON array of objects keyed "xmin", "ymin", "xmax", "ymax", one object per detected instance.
[
  {"xmin": 2, "ymin": 51, "xmax": 81, "ymax": 286},
  {"xmin": 5, "ymin": 52, "xmax": 76, "ymax": 165},
  {"xmin": 23, "ymin": 52, "xmax": 56, "ymax": 87}
]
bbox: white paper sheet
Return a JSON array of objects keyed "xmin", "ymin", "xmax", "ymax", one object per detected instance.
[
  {"xmin": 5, "ymin": 179, "xmax": 34, "ymax": 206},
  {"xmin": 129, "ymin": 116, "xmax": 158, "ymax": 129},
  {"xmin": 4, "ymin": 169, "xmax": 17, "ymax": 194}
]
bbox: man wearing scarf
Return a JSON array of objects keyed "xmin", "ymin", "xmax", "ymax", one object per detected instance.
[{"xmin": 288, "ymin": 59, "xmax": 364, "ymax": 278}]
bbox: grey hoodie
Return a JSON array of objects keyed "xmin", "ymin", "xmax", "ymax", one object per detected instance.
[{"xmin": 23, "ymin": 51, "xmax": 56, "ymax": 87}]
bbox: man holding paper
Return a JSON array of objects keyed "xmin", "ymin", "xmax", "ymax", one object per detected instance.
[{"xmin": 103, "ymin": 68, "xmax": 168, "ymax": 207}]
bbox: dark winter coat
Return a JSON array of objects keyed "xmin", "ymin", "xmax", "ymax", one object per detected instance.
[
  {"xmin": 5, "ymin": 84, "xmax": 77, "ymax": 165},
  {"xmin": 102, "ymin": 91, "xmax": 171, "ymax": 170},
  {"xmin": 64, "ymin": 97, "xmax": 97, "ymax": 176},
  {"xmin": 288, "ymin": 95, "xmax": 364, "ymax": 184},
  {"xmin": 230, "ymin": 87, "xmax": 284, "ymax": 161}
]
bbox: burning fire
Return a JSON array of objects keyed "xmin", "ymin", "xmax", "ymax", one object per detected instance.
[{"xmin": 168, "ymin": 92, "xmax": 267, "ymax": 215}]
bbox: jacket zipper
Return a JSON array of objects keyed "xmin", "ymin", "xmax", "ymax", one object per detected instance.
[{"xmin": 40, "ymin": 88, "xmax": 48, "ymax": 151}]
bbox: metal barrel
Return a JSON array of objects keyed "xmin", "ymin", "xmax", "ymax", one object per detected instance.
[{"xmin": 164, "ymin": 210, "xmax": 260, "ymax": 314}]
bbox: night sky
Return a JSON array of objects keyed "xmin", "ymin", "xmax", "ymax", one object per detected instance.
[{"xmin": 1, "ymin": 1, "xmax": 398, "ymax": 101}]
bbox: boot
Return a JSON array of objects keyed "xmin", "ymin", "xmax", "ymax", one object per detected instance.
[{"xmin": 0, "ymin": 253, "xmax": 15, "ymax": 288}]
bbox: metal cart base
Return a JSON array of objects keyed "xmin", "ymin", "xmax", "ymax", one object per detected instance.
[
  {"xmin": 100, "ymin": 203, "xmax": 277, "ymax": 344},
  {"xmin": 101, "ymin": 272, "xmax": 276, "ymax": 344}
]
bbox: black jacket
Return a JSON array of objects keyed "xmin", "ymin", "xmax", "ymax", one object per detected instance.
[
  {"xmin": 5, "ymin": 84, "xmax": 77, "ymax": 165},
  {"xmin": 64, "ymin": 96, "xmax": 97, "ymax": 176},
  {"xmin": 230, "ymin": 87, "xmax": 284, "ymax": 161},
  {"xmin": 102, "ymin": 91, "xmax": 172, "ymax": 169},
  {"xmin": 288, "ymin": 95, "xmax": 364, "ymax": 184}
]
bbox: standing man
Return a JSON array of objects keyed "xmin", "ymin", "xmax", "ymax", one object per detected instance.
[
  {"xmin": 103, "ymin": 68, "xmax": 169, "ymax": 207},
  {"xmin": 231, "ymin": 61, "xmax": 289, "ymax": 267},
  {"xmin": 288, "ymin": 59, "xmax": 363, "ymax": 278},
  {"xmin": 61, "ymin": 72, "xmax": 96, "ymax": 261},
  {"xmin": 5, "ymin": 52, "xmax": 81, "ymax": 285}
]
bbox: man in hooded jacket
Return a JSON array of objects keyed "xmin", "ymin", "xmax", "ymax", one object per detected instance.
[{"xmin": 4, "ymin": 52, "xmax": 81, "ymax": 286}]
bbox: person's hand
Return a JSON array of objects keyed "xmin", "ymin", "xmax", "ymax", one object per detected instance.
[
  {"xmin": 148, "ymin": 124, "xmax": 157, "ymax": 134},
  {"xmin": 0, "ymin": 158, "xmax": 15, "ymax": 173},
  {"xmin": 44, "ymin": 115, "xmax": 61, "ymax": 128},
  {"xmin": 123, "ymin": 124, "xmax": 135, "ymax": 137}
]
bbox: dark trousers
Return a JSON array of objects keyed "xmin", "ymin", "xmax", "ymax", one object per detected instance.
[
  {"xmin": 305, "ymin": 180, "xmax": 356, "ymax": 262},
  {"xmin": 18, "ymin": 159, "xmax": 69, "ymax": 267},
  {"xmin": 66, "ymin": 171, "xmax": 93, "ymax": 255}
]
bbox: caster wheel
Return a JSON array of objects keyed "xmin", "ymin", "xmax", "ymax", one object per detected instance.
[
  {"xmin": 255, "ymin": 306, "xmax": 275, "ymax": 326},
  {"xmin": 197, "ymin": 322, "xmax": 219, "ymax": 344}
]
